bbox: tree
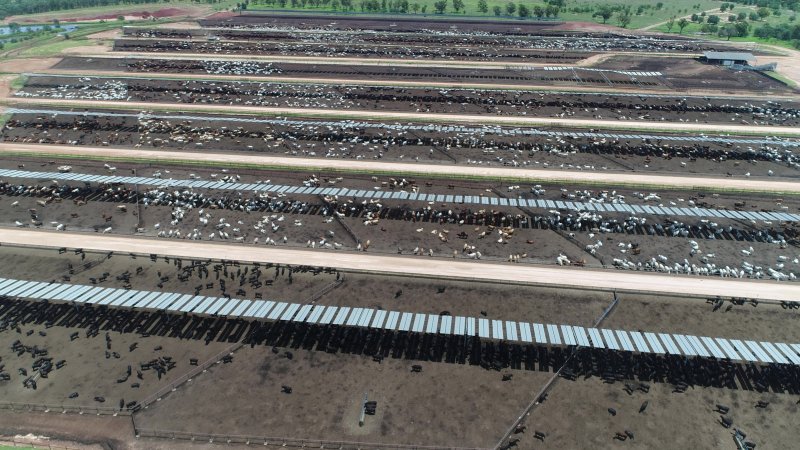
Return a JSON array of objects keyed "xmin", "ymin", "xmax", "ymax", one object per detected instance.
[
  {"xmin": 452, "ymin": 0, "xmax": 464, "ymax": 12},
  {"xmin": 477, "ymin": 0, "xmax": 488, "ymax": 13},
  {"xmin": 592, "ymin": 5, "xmax": 613, "ymax": 24},
  {"xmin": 691, "ymin": 13, "xmax": 699, "ymax": 22},
  {"xmin": 757, "ymin": 7, "xmax": 771, "ymax": 20},
  {"xmin": 701, "ymin": 23, "xmax": 718, "ymax": 33},
  {"xmin": 518, "ymin": 3, "xmax": 529, "ymax": 17},
  {"xmin": 754, "ymin": 23, "xmax": 773, "ymax": 38},
  {"xmin": 677, "ymin": 17, "xmax": 689, "ymax": 34},
  {"xmin": 411, "ymin": 2, "xmax": 419, "ymax": 13},
  {"xmin": 719, "ymin": 23, "xmax": 736, "ymax": 40},
  {"xmin": 720, "ymin": 2, "xmax": 728, "ymax": 12},
  {"xmin": 433, "ymin": 0, "xmax": 446, "ymax": 13},
  {"xmin": 707, "ymin": 14, "xmax": 720, "ymax": 25},
  {"xmin": 666, "ymin": 16, "xmax": 676, "ymax": 32},
  {"xmin": 735, "ymin": 20, "xmax": 750, "ymax": 37},
  {"xmin": 421, "ymin": 4, "xmax": 427, "ymax": 13},
  {"xmin": 493, "ymin": 4, "xmax": 501, "ymax": 15},
  {"xmin": 505, "ymin": 2, "xmax": 515, "ymax": 15},
  {"xmin": 617, "ymin": 9, "xmax": 632, "ymax": 28},
  {"xmin": 749, "ymin": 11, "xmax": 759, "ymax": 21},
  {"xmin": 737, "ymin": 11, "xmax": 746, "ymax": 21},
  {"xmin": 533, "ymin": 5, "xmax": 543, "ymax": 17}
]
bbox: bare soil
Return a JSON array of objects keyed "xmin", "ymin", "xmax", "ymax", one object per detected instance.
[
  {"xmin": 0, "ymin": 12, "xmax": 798, "ymax": 450},
  {"xmin": 0, "ymin": 246, "xmax": 797, "ymax": 449},
  {"xmin": 0, "ymin": 58, "xmax": 60, "ymax": 74},
  {"xmin": 517, "ymin": 375, "xmax": 800, "ymax": 449}
]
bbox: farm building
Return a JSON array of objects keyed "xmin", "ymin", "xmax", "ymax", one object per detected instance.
[{"xmin": 702, "ymin": 51, "xmax": 755, "ymax": 66}]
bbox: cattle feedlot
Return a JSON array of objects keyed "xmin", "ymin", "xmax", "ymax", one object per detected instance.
[{"xmin": 0, "ymin": 8, "xmax": 799, "ymax": 450}]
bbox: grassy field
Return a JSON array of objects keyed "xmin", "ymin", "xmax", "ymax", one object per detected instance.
[
  {"xmin": 15, "ymin": 37, "xmax": 98, "ymax": 57},
  {"xmin": 651, "ymin": 5, "xmax": 799, "ymax": 50},
  {"xmin": 10, "ymin": 75, "xmax": 25, "ymax": 90},
  {"xmin": 765, "ymin": 70, "xmax": 798, "ymax": 88},
  {"xmin": 1, "ymin": 0, "xmax": 237, "ymax": 24},
  {"xmin": 560, "ymin": 0, "xmax": 722, "ymax": 29},
  {"xmin": 248, "ymin": 0, "xmax": 723, "ymax": 28},
  {"xmin": 0, "ymin": 17, "xmax": 180, "ymax": 60}
]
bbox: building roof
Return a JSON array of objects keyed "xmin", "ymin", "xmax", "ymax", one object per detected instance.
[{"xmin": 703, "ymin": 51, "xmax": 755, "ymax": 61}]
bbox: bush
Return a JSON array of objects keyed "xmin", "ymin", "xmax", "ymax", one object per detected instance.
[{"xmin": 700, "ymin": 23, "xmax": 718, "ymax": 33}]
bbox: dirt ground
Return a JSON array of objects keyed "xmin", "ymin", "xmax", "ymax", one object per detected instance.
[
  {"xmin": 85, "ymin": 28, "xmax": 122, "ymax": 40},
  {"xmin": 0, "ymin": 74, "xmax": 14, "ymax": 102},
  {"xmin": 595, "ymin": 55, "xmax": 792, "ymax": 94},
  {"xmin": 1, "ymin": 245, "xmax": 797, "ymax": 449},
  {"xmin": 0, "ymin": 12, "xmax": 798, "ymax": 450},
  {"xmin": 156, "ymin": 21, "xmax": 201, "ymax": 30},
  {"xmin": 133, "ymin": 343, "xmax": 553, "ymax": 448},
  {"xmin": 0, "ymin": 320, "xmax": 231, "ymax": 407},
  {"xmin": 771, "ymin": 54, "xmax": 800, "ymax": 87},
  {"xmin": 0, "ymin": 58, "xmax": 60, "ymax": 74},
  {"xmin": 518, "ymin": 375, "xmax": 800, "ymax": 449},
  {"xmin": 61, "ymin": 42, "xmax": 113, "ymax": 55}
]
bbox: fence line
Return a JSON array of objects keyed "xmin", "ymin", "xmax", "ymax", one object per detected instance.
[
  {"xmin": 304, "ymin": 272, "xmax": 345, "ymax": 303},
  {"xmin": 138, "ymin": 341, "xmax": 244, "ymax": 410},
  {"xmin": 0, "ymin": 438, "xmax": 83, "ymax": 450},
  {"xmin": 133, "ymin": 427, "xmax": 487, "ymax": 450},
  {"xmin": 493, "ymin": 292, "xmax": 620, "ymax": 449},
  {"xmin": 0, "ymin": 400, "xmax": 130, "ymax": 416}
]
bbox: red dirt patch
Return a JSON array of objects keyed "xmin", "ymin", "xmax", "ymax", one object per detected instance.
[{"xmin": 60, "ymin": 8, "xmax": 190, "ymax": 23}]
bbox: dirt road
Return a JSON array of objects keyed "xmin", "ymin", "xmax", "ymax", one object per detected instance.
[
  {"xmin": 2, "ymin": 229, "xmax": 798, "ymax": 301},
  {"xmin": 6, "ymin": 97, "xmax": 800, "ymax": 136},
  {"xmin": 2, "ymin": 143, "xmax": 798, "ymax": 193}
]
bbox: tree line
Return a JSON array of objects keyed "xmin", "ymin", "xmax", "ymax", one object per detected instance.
[
  {"xmin": 0, "ymin": 0, "xmax": 224, "ymax": 20},
  {"xmin": 252, "ymin": 0, "xmax": 563, "ymax": 16}
]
